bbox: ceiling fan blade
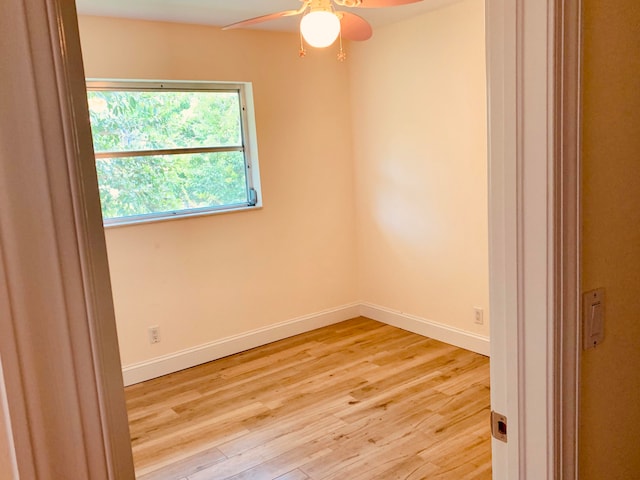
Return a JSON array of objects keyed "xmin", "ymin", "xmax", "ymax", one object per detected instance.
[
  {"xmin": 222, "ymin": 10, "xmax": 301, "ymax": 30},
  {"xmin": 356, "ymin": 0, "xmax": 422, "ymax": 7},
  {"xmin": 340, "ymin": 12, "xmax": 373, "ymax": 41}
]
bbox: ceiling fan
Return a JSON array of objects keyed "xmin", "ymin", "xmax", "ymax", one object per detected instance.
[{"xmin": 223, "ymin": 0, "xmax": 423, "ymax": 60}]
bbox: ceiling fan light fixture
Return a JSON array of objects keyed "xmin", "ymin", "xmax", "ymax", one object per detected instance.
[{"xmin": 300, "ymin": 10, "xmax": 341, "ymax": 48}]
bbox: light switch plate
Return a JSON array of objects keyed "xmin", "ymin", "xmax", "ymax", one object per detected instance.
[{"xmin": 583, "ymin": 288, "xmax": 605, "ymax": 350}]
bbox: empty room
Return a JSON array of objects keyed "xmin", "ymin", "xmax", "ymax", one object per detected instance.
[
  {"xmin": 79, "ymin": 0, "xmax": 490, "ymax": 477},
  {"xmin": 10, "ymin": 0, "xmax": 640, "ymax": 478}
]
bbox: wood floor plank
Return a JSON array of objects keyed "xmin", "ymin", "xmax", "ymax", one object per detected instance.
[
  {"xmin": 221, "ymin": 447, "xmax": 332, "ymax": 480},
  {"xmin": 136, "ymin": 446, "xmax": 226, "ymax": 480},
  {"xmin": 131, "ymin": 402, "xmax": 263, "ymax": 471},
  {"xmin": 217, "ymin": 409, "xmax": 343, "ymax": 458},
  {"xmin": 126, "ymin": 317, "xmax": 491, "ymax": 479},
  {"xmin": 188, "ymin": 416, "xmax": 338, "ymax": 479},
  {"xmin": 273, "ymin": 469, "xmax": 309, "ymax": 480},
  {"xmin": 312, "ymin": 432, "xmax": 437, "ymax": 480}
]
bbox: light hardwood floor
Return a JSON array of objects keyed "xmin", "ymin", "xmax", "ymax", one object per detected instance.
[{"xmin": 125, "ymin": 317, "xmax": 491, "ymax": 479}]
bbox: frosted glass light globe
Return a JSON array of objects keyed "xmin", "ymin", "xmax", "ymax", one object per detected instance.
[{"xmin": 300, "ymin": 11, "xmax": 341, "ymax": 48}]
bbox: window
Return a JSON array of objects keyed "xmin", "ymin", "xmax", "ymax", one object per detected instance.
[{"xmin": 86, "ymin": 80, "xmax": 261, "ymax": 226}]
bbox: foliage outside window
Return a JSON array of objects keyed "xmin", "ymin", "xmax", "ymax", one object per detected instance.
[{"xmin": 86, "ymin": 80, "xmax": 261, "ymax": 225}]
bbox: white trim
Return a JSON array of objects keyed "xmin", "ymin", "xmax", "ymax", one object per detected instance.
[
  {"xmin": 487, "ymin": 0, "xmax": 558, "ymax": 477},
  {"xmin": 122, "ymin": 302, "xmax": 490, "ymax": 386},
  {"xmin": 519, "ymin": 1, "xmax": 557, "ymax": 477},
  {"xmin": 0, "ymin": 0, "xmax": 134, "ymax": 477},
  {"xmin": 485, "ymin": 2, "xmax": 521, "ymax": 475},
  {"xmin": 0, "ymin": 359, "xmax": 18, "ymax": 478},
  {"xmin": 122, "ymin": 303, "xmax": 361, "ymax": 386},
  {"xmin": 555, "ymin": 0, "xmax": 582, "ymax": 477},
  {"xmin": 359, "ymin": 303, "xmax": 490, "ymax": 356}
]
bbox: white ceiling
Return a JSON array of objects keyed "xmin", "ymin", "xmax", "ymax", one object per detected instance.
[{"xmin": 75, "ymin": 0, "xmax": 463, "ymax": 32}]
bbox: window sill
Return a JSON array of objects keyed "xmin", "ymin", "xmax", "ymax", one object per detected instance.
[{"xmin": 102, "ymin": 204, "xmax": 263, "ymax": 229}]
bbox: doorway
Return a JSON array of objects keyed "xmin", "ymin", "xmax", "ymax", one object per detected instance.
[{"xmin": 3, "ymin": 0, "xmax": 568, "ymax": 478}]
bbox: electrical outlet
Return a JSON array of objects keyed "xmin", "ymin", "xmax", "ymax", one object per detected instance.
[
  {"xmin": 474, "ymin": 307, "xmax": 484, "ymax": 325},
  {"xmin": 148, "ymin": 326, "xmax": 160, "ymax": 344}
]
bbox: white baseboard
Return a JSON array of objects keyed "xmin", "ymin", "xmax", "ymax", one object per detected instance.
[
  {"xmin": 122, "ymin": 301, "xmax": 490, "ymax": 386},
  {"xmin": 121, "ymin": 303, "xmax": 360, "ymax": 386},
  {"xmin": 359, "ymin": 302, "xmax": 490, "ymax": 357}
]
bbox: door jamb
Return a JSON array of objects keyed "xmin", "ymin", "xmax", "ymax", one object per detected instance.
[
  {"xmin": 0, "ymin": 0, "xmax": 134, "ymax": 477},
  {"xmin": 555, "ymin": 1, "xmax": 582, "ymax": 478}
]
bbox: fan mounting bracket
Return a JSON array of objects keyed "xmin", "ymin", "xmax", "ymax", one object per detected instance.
[{"xmin": 333, "ymin": 0, "xmax": 363, "ymax": 6}]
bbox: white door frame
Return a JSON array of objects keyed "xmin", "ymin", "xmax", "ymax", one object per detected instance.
[
  {"xmin": 0, "ymin": 0, "xmax": 134, "ymax": 478},
  {"xmin": 554, "ymin": 1, "xmax": 582, "ymax": 478},
  {"xmin": 0, "ymin": 0, "xmax": 581, "ymax": 478},
  {"xmin": 486, "ymin": 0, "xmax": 556, "ymax": 476},
  {"xmin": 487, "ymin": 0, "xmax": 582, "ymax": 478}
]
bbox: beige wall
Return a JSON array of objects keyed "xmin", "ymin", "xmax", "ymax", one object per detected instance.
[
  {"xmin": 580, "ymin": 1, "xmax": 640, "ymax": 477},
  {"xmin": 349, "ymin": 0, "xmax": 489, "ymax": 336},
  {"xmin": 78, "ymin": 17, "xmax": 358, "ymax": 366},
  {"xmin": 78, "ymin": 3, "xmax": 487, "ymax": 369}
]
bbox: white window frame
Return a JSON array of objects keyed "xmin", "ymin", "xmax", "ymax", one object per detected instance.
[{"xmin": 86, "ymin": 79, "xmax": 262, "ymax": 227}]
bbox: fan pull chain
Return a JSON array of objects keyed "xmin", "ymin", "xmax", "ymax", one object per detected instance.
[
  {"xmin": 299, "ymin": 30, "xmax": 307, "ymax": 58},
  {"xmin": 337, "ymin": 31, "xmax": 346, "ymax": 62}
]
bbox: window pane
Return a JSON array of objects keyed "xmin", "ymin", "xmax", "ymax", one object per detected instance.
[
  {"xmin": 87, "ymin": 90, "xmax": 242, "ymax": 153},
  {"xmin": 96, "ymin": 152, "xmax": 248, "ymax": 220}
]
